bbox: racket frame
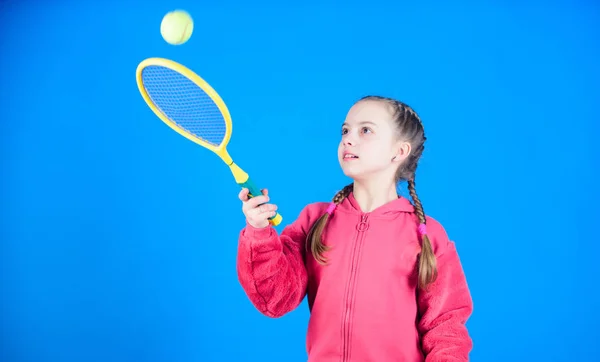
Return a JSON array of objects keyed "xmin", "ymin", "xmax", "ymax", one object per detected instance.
[{"xmin": 136, "ymin": 57, "xmax": 282, "ymax": 226}]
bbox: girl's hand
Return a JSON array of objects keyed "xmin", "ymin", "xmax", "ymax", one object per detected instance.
[{"xmin": 239, "ymin": 188, "xmax": 278, "ymax": 229}]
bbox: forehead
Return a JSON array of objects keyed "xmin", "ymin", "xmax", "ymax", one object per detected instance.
[{"xmin": 344, "ymin": 100, "xmax": 394, "ymax": 126}]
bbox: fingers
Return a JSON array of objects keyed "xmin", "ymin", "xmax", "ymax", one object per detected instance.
[
  {"xmin": 242, "ymin": 190, "xmax": 270, "ymax": 210},
  {"xmin": 247, "ymin": 203, "xmax": 278, "ymax": 228},
  {"xmin": 238, "ymin": 188, "xmax": 249, "ymax": 201},
  {"xmin": 253, "ymin": 203, "xmax": 278, "ymax": 215},
  {"xmin": 239, "ymin": 187, "xmax": 277, "ymax": 228},
  {"xmin": 245, "ymin": 195, "xmax": 270, "ymax": 210},
  {"xmin": 244, "ymin": 199, "xmax": 277, "ymax": 216},
  {"xmin": 238, "ymin": 188, "xmax": 268, "ymax": 202}
]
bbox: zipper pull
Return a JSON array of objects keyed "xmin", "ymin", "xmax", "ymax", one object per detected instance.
[{"xmin": 357, "ymin": 214, "xmax": 369, "ymax": 232}]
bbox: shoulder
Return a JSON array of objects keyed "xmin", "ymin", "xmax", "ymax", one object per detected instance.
[
  {"xmin": 423, "ymin": 215, "xmax": 453, "ymax": 257},
  {"xmin": 302, "ymin": 201, "xmax": 331, "ymax": 215},
  {"xmin": 286, "ymin": 201, "xmax": 330, "ymax": 234},
  {"xmin": 299, "ymin": 201, "xmax": 330, "ymax": 224}
]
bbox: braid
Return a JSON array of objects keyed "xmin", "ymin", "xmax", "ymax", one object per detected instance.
[
  {"xmin": 307, "ymin": 184, "xmax": 353, "ymax": 264},
  {"xmin": 371, "ymin": 96, "xmax": 435, "ymax": 289},
  {"xmin": 333, "ymin": 184, "xmax": 353, "ymax": 204},
  {"xmin": 407, "ymin": 180, "xmax": 425, "ymax": 223},
  {"xmin": 408, "ymin": 179, "xmax": 438, "ymax": 290},
  {"xmin": 403, "ymin": 104, "xmax": 422, "ymax": 124}
]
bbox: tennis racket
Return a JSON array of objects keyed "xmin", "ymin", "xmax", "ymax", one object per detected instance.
[{"xmin": 135, "ymin": 57, "xmax": 283, "ymax": 226}]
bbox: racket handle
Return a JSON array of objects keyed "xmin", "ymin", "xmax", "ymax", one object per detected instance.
[{"xmin": 239, "ymin": 177, "xmax": 283, "ymax": 227}]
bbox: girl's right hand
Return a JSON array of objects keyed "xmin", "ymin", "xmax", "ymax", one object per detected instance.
[{"xmin": 239, "ymin": 188, "xmax": 278, "ymax": 229}]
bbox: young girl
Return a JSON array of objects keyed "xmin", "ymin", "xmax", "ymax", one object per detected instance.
[{"xmin": 236, "ymin": 96, "xmax": 473, "ymax": 362}]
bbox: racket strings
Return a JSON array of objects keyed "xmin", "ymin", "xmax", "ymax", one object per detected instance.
[{"xmin": 141, "ymin": 66, "xmax": 227, "ymax": 146}]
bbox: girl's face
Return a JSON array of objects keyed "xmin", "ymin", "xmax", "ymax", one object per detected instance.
[{"xmin": 338, "ymin": 100, "xmax": 410, "ymax": 182}]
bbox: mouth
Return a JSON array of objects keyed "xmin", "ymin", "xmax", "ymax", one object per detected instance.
[{"xmin": 343, "ymin": 153, "xmax": 359, "ymax": 160}]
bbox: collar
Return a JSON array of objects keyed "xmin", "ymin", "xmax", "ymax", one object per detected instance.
[{"xmin": 336, "ymin": 191, "xmax": 415, "ymax": 218}]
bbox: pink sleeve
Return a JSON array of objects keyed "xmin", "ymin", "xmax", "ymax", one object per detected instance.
[
  {"xmin": 236, "ymin": 206, "xmax": 315, "ymax": 318},
  {"xmin": 417, "ymin": 220, "xmax": 473, "ymax": 361}
]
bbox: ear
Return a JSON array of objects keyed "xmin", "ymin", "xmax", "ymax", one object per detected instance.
[{"xmin": 391, "ymin": 141, "xmax": 411, "ymax": 163}]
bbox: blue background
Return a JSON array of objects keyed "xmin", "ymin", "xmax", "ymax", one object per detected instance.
[{"xmin": 1, "ymin": 1, "xmax": 599, "ymax": 361}]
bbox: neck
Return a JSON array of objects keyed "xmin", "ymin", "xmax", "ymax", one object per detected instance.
[{"xmin": 351, "ymin": 177, "xmax": 398, "ymax": 213}]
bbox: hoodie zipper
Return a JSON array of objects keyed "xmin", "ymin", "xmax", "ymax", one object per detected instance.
[{"xmin": 341, "ymin": 213, "xmax": 369, "ymax": 362}]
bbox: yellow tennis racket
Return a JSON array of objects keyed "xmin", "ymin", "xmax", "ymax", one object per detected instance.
[{"xmin": 135, "ymin": 57, "xmax": 282, "ymax": 226}]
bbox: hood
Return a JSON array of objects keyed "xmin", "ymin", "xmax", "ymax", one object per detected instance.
[{"xmin": 337, "ymin": 191, "xmax": 415, "ymax": 219}]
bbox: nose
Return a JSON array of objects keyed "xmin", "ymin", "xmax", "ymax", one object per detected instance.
[{"xmin": 342, "ymin": 132, "xmax": 356, "ymax": 146}]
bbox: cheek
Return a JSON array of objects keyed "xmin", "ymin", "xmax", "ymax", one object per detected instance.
[{"xmin": 368, "ymin": 142, "xmax": 393, "ymax": 162}]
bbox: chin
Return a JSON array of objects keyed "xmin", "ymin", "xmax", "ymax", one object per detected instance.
[{"xmin": 339, "ymin": 164, "xmax": 362, "ymax": 179}]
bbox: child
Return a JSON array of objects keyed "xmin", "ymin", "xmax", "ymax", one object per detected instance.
[{"xmin": 236, "ymin": 96, "xmax": 473, "ymax": 361}]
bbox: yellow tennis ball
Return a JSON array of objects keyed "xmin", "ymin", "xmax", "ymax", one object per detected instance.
[{"xmin": 160, "ymin": 10, "xmax": 194, "ymax": 45}]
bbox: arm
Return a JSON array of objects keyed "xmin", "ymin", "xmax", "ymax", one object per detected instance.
[
  {"xmin": 236, "ymin": 206, "xmax": 313, "ymax": 318},
  {"xmin": 417, "ymin": 222, "xmax": 473, "ymax": 361}
]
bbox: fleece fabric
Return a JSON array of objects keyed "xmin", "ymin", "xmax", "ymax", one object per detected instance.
[{"xmin": 237, "ymin": 192, "xmax": 473, "ymax": 362}]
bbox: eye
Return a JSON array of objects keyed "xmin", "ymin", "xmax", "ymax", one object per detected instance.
[
  {"xmin": 341, "ymin": 127, "xmax": 348, "ymax": 135},
  {"xmin": 362, "ymin": 127, "xmax": 372, "ymax": 134}
]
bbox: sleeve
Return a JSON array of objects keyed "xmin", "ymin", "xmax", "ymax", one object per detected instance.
[
  {"xmin": 417, "ymin": 219, "xmax": 473, "ymax": 362},
  {"xmin": 236, "ymin": 205, "xmax": 316, "ymax": 318}
]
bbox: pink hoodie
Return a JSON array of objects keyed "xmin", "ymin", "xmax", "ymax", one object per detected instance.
[{"xmin": 237, "ymin": 192, "xmax": 473, "ymax": 361}]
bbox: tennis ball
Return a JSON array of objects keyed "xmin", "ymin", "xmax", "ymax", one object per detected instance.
[{"xmin": 160, "ymin": 10, "xmax": 194, "ymax": 45}]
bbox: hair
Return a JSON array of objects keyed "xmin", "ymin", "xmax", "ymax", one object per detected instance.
[{"xmin": 306, "ymin": 95, "xmax": 438, "ymax": 290}]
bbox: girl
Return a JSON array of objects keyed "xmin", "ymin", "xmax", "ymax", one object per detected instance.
[{"xmin": 236, "ymin": 96, "xmax": 473, "ymax": 362}]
